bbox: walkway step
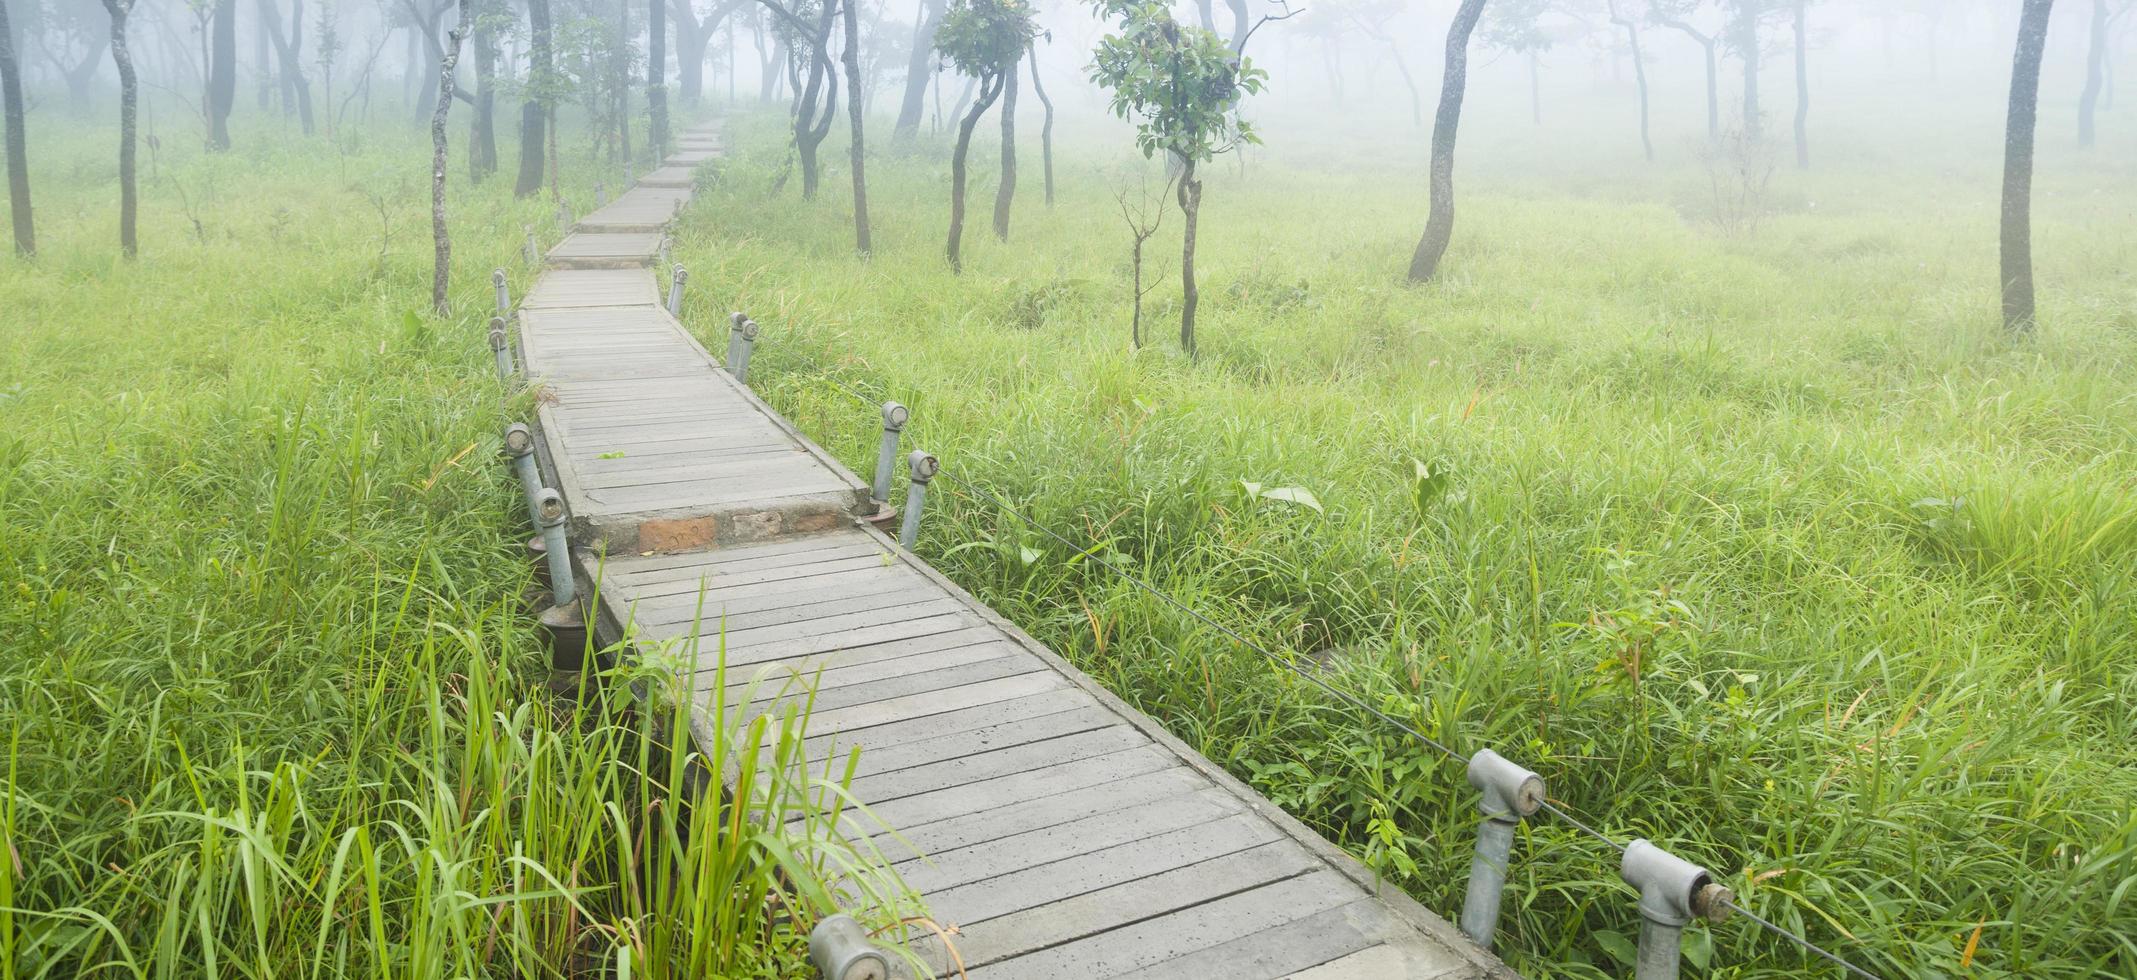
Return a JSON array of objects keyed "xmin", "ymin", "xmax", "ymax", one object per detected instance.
[{"xmin": 547, "ymin": 231, "xmax": 665, "ymax": 269}]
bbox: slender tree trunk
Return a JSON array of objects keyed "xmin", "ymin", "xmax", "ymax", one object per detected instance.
[
  {"xmin": 469, "ymin": 20, "xmax": 496, "ymax": 179},
  {"xmin": 0, "ymin": 0, "xmax": 32, "ymax": 256},
  {"xmin": 1193, "ymin": 0, "xmax": 1212, "ymax": 32},
  {"xmin": 1223, "ymin": 0, "xmax": 1247, "ymax": 50},
  {"xmin": 2002, "ymin": 0, "xmax": 2055, "ymax": 337},
  {"xmin": 1792, "ymin": 0, "xmax": 1807, "ymax": 168},
  {"xmin": 256, "ymin": 0, "xmax": 272, "ymax": 110},
  {"xmin": 1176, "ymin": 158, "xmax": 1200, "ymax": 357},
  {"xmin": 2080, "ymin": 0, "xmax": 2107, "ymax": 147},
  {"xmin": 893, "ymin": 0, "xmax": 942, "ymax": 138},
  {"xmin": 431, "ymin": 0, "xmax": 469, "ymax": 315},
  {"xmin": 1665, "ymin": 22, "xmax": 1718, "ymax": 140},
  {"xmin": 648, "ymin": 0, "xmax": 668, "ymax": 155},
  {"xmin": 516, "ymin": 0, "xmax": 551, "ymax": 196},
  {"xmin": 841, "ymin": 0, "xmax": 868, "ymax": 252},
  {"xmin": 1737, "ymin": 0, "xmax": 1761, "ymax": 142},
  {"xmin": 260, "ymin": 0, "xmax": 315, "ymax": 134},
  {"xmin": 103, "ymin": 0, "xmax": 136, "ymax": 257},
  {"xmin": 1408, "ymin": 0, "xmax": 1488, "ymax": 283},
  {"xmin": 946, "ymin": 73, "xmax": 1000, "ymax": 271},
  {"xmin": 1386, "ymin": 39, "xmax": 1422, "ymax": 128},
  {"xmin": 1526, "ymin": 47, "xmax": 1540, "ymax": 125},
  {"xmin": 676, "ymin": 5, "xmax": 708, "ymax": 105},
  {"xmin": 1612, "ymin": 2, "xmax": 1651, "ymax": 162},
  {"xmin": 790, "ymin": 0, "xmax": 838, "ymax": 200},
  {"xmin": 1027, "ymin": 44, "xmax": 1052, "ymax": 206},
  {"xmin": 993, "ymin": 51, "xmax": 1017, "ymax": 240},
  {"xmin": 208, "ymin": 0, "xmax": 236, "ymax": 150},
  {"xmin": 617, "ymin": 0, "xmax": 631, "ymax": 163}
]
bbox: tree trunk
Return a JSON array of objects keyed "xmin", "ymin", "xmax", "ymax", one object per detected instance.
[
  {"xmin": 1386, "ymin": 39, "xmax": 1422, "ymax": 128},
  {"xmin": 1612, "ymin": 2, "xmax": 1650, "ymax": 162},
  {"xmin": 1193, "ymin": 0, "xmax": 1212, "ymax": 32},
  {"xmin": 103, "ymin": 0, "xmax": 136, "ymax": 257},
  {"xmin": 2001, "ymin": 0, "xmax": 2055, "ymax": 337},
  {"xmin": 1027, "ymin": 44, "xmax": 1052, "ymax": 206},
  {"xmin": 208, "ymin": 0, "xmax": 236, "ymax": 150},
  {"xmin": 893, "ymin": 0, "xmax": 942, "ymax": 138},
  {"xmin": 0, "ymin": 0, "xmax": 32, "ymax": 256},
  {"xmin": 2080, "ymin": 0, "xmax": 2107, "ymax": 147},
  {"xmin": 789, "ymin": 0, "xmax": 838, "ymax": 201},
  {"xmin": 431, "ymin": 0, "xmax": 468, "ymax": 316},
  {"xmin": 1408, "ymin": 0, "xmax": 1488, "ymax": 284},
  {"xmin": 1737, "ymin": 0, "xmax": 1760, "ymax": 142},
  {"xmin": 469, "ymin": 20, "xmax": 496, "ymax": 179},
  {"xmin": 648, "ymin": 0, "xmax": 668, "ymax": 155},
  {"xmin": 1792, "ymin": 0, "xmax": 1807, "ymax": 168},
  {"xmin": 256, "ymin": 0, "xmax": 272, "ymax": 110},
  {"xmin": 260, "ymin": 0, "xmax": 316, "ymax": 134},
  {"xmin": 1223, "ymin": 0, "xmax": 1247, "ymax": 51},
  {"xmin": 993, "ymin": 51, "xmax": 1017, "ymax": 240},
  {"xmin": 676, "ymin": 2, "xmax": 709, "ymax": 105},
  {"xmin": 841, "ymin": 0, "xmax": 868, "ymax": 252},
  {"xmin": 1176, "ymin": 159, "xmax": 1200, "ymax": 357},
  {"xmin": 616, "ymin": 0, "xmax": 631, "ymax": 163},
  {"xmin": 516, "ymin": 0, "xmax": 551, "ymax": 197},
  {"xmin": 946, "ymin": 73, "xmax": 1000, "ymax": 272},
  {"xmin": 1526, "ymin": 48, "xmax": 1540, "ymax": 125}
]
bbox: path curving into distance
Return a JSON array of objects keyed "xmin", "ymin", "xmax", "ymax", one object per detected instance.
[{"xmin": 509, "ymin": 116, "xmax": 1511, "ymax": 980}]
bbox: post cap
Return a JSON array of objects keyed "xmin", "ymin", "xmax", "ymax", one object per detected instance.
[
  {"xmin": 808, "ymin": 914, "xmax": 890, "ymax": 980},
  {"xmin": 1466, "ymin": 748, "xmax": 1545, "ymax": 820},
  {"xmin": 491, "ymin": 268, "xmax": 506, "ymax": 287},
  {"xmin": 907, "ymin": 450, "xmax": 940, "ymax": 483},
  {"xmin": 535, "ymin": 488, "xmax": 568, "ymax": 526},
  {"xmin": 1621, "ymin": 839, "xmax": 1732, "ymax": 927},
  {"xmin": 881, "ymin": 401, "xmax": 909, "ymax": 429},
  {"xmin": 488, "ymin": 322, "xmax": 508, "ymax": 352},
  {"xmin": 672, "ymin": 264, "xmax": 688, "ymax": 283},
  {"xmin": 504, "ymin": 423, "xmax": 535, "ymax": 457},
  {"xmin": 730, "ymin": 311, "xmax": 748, "ymax": 328},
  {"xmin": 738, "ymin": 318, "xmax": 760, "ymax": 341}
]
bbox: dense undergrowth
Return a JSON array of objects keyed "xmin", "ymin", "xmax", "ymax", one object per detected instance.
[
  {"xmin": 0, "ymin": 116, "xmax": 909, "ymax": 977},
  {"xmin": 677, "ymin": 110, "xmax": 2137, "ymax": 977}
]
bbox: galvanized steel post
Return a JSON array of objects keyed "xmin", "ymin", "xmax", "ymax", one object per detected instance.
[
  {"xmin": 667, "ymin": 265, "xmax": 687, "ymax": 317},
  {"xmin": 524, "ymin": 226, "xmax": 539, "ymax": 267},
  {"xmin": 659, "ymin": 235, "xmax": 672, "ymax": 268},
  {"xmin": 488, "ymin": 317, "xmax": 517, "ymax": 379},
  {"xmin": 807, "ymin": 914, "xmax": 890, "ymax": 980},
  {"xmin": 729, "ymin": 318, "xmax": 759, "ymax": 384},
  {"xmin": 534, "ymin": 488, "xmax": 575, "ymax": 607},
  {"xmin": 1459, "ymin": 749, "xmax": 1545, "ymax": 949},
  {"xmin": 504, "ymin": 424, "xmax": 542, "ymax": 525},
  {"xmin": 872, "ymin": 401, "xmax": 908, "ymax": 507},
  {"xmin": 594, "ymin": 181, "xmax": 607, "ymax": 207},
  {"xmin": 725, "ymin": 311, "xmax": 748, "ymax": 368},
  {"xmin": 1620, "ymin": 839, "xmax": 1732, "ymax": 980},
  {"xmin": 493, "ymin": 269, "xmax": 510, "ymax": 313},
  {"xmin": 555, "ymin": 200, "xmax": 571, "ymax": 233},
  {"xmin": 899, "ymin": 451, "xmax": 938, "ymax": 550}
]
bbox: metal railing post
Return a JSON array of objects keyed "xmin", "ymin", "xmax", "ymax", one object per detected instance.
[
  {"xmin": 729, "ymin": 318, "xmax": 759, "ymax": 384},
  {"xmin": 493, "ymin": 269, "xmax": 510, "ymax": 314},
  {"xmin": 556, "ymin": 200, "xmax": 571, "ymax": 233},
  {"xmin": 594, "ymin": 181, "xmax": 607, "ymax": 207},
  {"xmin": 524, "ymin": 226, "xmax": 539, "ymax": 267},
  {"xmin": 488, "ymin": 317, "xmax": 517, "ymax": 379},
  {"xmin": 872, "ymin": 401, "xmax": 908, "ymax": 507},
  {"xmin": 534, "ymin": 488, "xmax": 575, "ymax": 607},
  {"xmin": 659, "ymin": 235, "xmax": 672, "ymax": 268},
  {"xmin": 1620, "ymin": 840, "xmax": 1733, "ymax": 980},
  {"xmin": 899, "ymin": 451, "xmax": 938, "ymax": 550},
  {"xmin": 504, "ymin": 424, "xmax": 542, "ymax": 525},
  {"xmin": 667, "ymin": 265, "xmax": 687, "ymax": 317},
  {"xmin": 725, "ymin": 312, "xmax": 748, "ymax": 367},
  {"xmin": 1459, "ymin": 749, "xmax": 1545, "ymax": 949},
  {"xmin": 808, "ymin": 914, "xmax": 891, "ymax": 980}
]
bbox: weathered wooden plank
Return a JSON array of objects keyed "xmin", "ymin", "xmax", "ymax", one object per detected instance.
[
  {"xmin": 859, "ymin": 765, "xmax": 1208, "ymax": 860},
  {"xmin": 795, "ymin": 671, "xmax": 1071, "ymax": 741},
  {"xmin": 917, "ymin": 840, "xmax": 1322, "ymax": 973},
  {"xmin": 852, "ymin": 744, "xmax": 1174, "ymax": 830},
  {"xmin": 622, "ymin": 554, "xmax": 894, "ymax": 600},
  {"xmin": 959, "ymin": 870, "xmax": 1364, "ymax": 980},
  {"xmin": 735, "ymin": 654, "xmax": 1044, "ymax": 719},
  {"xmin": 1278, "ymin": 940, "xmax": 1472, "ymax": 980},
  {"xmin": 709, "ymin": 613, "xmax": 987, "ymax": 668},
  {"xmin": 800, "ymin": 700, "xmax": 1114, "ymax": 777},
  {"xmin": 840, "ymin": 724, "xmax": 1148, "ymax": 804},
  {"xmin": 896, "ymin": 789, "xmax": 1258, "ymax": 900},
  {"xmin": 1113, "ymin": 902, "xmax": 1452, "ymax": 980}
]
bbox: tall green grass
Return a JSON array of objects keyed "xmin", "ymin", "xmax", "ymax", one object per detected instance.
[
  {"xmin": 677, "ymin": 111, "xmax": 2137, "ymax": 977},
  {"xmin": 0, "ymin": 115, "xmax": 908, "ymax": 977}
]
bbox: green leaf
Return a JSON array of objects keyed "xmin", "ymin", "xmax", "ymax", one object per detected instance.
[
  {"xmin": 1412, "ymin": 458, "xmax": 1451, "ymax": 518},
  {"xmin": 1594, "ymin": 929, "xmax": 1638, "ymax": 967},
  {"xmin": 1253, "ymin": 485, "xmax": 1323, "ymax": 514}
]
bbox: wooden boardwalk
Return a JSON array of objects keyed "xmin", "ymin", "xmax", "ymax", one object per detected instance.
[{"xmin": 516, "ymin": 119, "xmax": 1511, "ymax": 980}]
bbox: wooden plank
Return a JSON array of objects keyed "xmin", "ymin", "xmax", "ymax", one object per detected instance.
[
  {"xmin": 709, "ymin": 613, "xmax": 987, "ymax": 668},
  {"xmin": 800, "ymin": 701, "xmax": 1114, "ymax": 778},
  {"xmin": 898, "ymin": 790, "xmax": 1260, "ymax": 901},
  {"xmin": 734, "ymin": 654, "xmax": 1045, "ymax": 719},
  {"xmin": 1271, "ymin": 940, "xmax": 1472, "ymax": 980},
  {"xmin": 840, "ymin": 725, "xmax": 1148, "ymax": 804},
  {"xmin": 860, "ymin": 765, "xmax": 1208, "ymax": 860},
  {"xmin": 959, "ymin": 870, "xmax": 1364, "ymax": 980},
  {"xmin": 1112, "ymin": 902, "xmax": 1450, "ymax": 980},
  {"xmin": 918, "ymin": 840, "xmax": 1323, "ymax": 973},
  {"xmin": 853, "ymin": 744, "xmax": 1174, "ymax": 830}
]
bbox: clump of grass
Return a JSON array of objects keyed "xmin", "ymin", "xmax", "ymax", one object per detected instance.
[
  {"xmin": 0, "ymin": 115, "xmax": 908, "ymax": 977},
  {"xmin": 683, "ymin": 109, "xmax": 2137, "ymax": 977}
]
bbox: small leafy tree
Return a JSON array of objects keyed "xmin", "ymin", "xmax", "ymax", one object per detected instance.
[
  {"xmin": 1087, "ymin": 0, "xmax": 1266, "ymax": 357},
  {"xmin": 933, "ymin": 0, "xmax": 1034, "ymax": 271}
]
